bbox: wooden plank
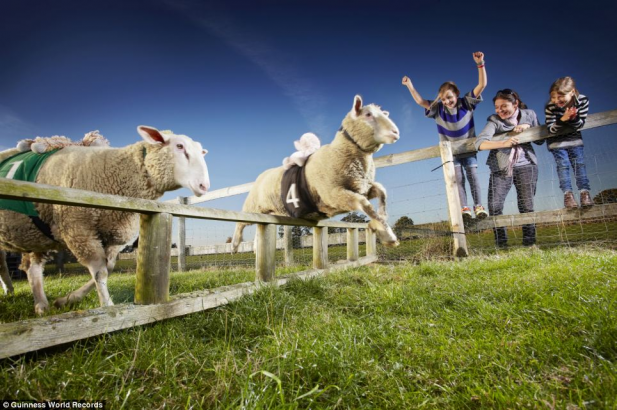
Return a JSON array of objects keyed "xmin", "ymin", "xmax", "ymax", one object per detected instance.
[
  {"xmin": 177, "ymin": 197, "xmax": 187, "ymax": 272},
  {"xmin": 283, "ymin": 225, "xmax": 294, "ymax": 266},
  {"xmin": 313, "ymin": 227, "xmax": 329, "ymax": 269},
  {"xmin": 439, "ymin": 141, "xmax": 468, "ymax": 257},
  {"xmin": 374, "ymin": 146, "xmax": 441, "ymax": 168},
  {"xmin": 189, "ymin": 182, "xmax": 254, "ymax": 204},
  {"xmin": 135, "ymin": 213, "xmax": 173, "ymax": 305},
  {"xmin": 0, "ymin": 178, "xmax": 367, "ymax": 229},
  {"xmin": 255, "ymin": 224, "xmax": 276, "ymax": 282},
  {"xmin": 451, "ymin": 109, "xmax": 617, "ymax": 157},
  {"xmin": 469, "ymin": 203, "xmax": 617, "ymax": 231},
  {"xmin": 0, "ymin": 255, "xmax": 377, "ymax": 359},
  {"xmin": 347, "ymin": 228, "xmax": 359, "ymax": 261}
]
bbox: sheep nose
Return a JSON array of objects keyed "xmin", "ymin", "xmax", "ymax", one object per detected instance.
[{"xmin": 199, "ymin": 183, "xmax": 208, "ymax": 192}]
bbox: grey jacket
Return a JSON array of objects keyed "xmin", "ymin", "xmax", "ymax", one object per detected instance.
[{"xmin": 475, "ymin": 109, "xmax": 545, "ymax": 173}]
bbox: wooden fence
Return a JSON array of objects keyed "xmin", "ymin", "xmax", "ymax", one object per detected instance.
[
  {"xmin": 1, "ymin": 109, "xmax": 616, "ymax": 358},
  {"xmin": 0, "ymin": 179, "xmax": 375, "ymax": 358}
]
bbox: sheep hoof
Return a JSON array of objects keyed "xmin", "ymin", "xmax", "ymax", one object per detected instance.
[
  {"xmin": 382, "ymin": 239, "xmax": 400, "ymax": 248},
  {"xmin": 53, "ymin": 296, "xmax": 70, "ymax": 308},
  {"xmin": 34, "ymin": 302, "xmax": 49, "ymax": 315}
]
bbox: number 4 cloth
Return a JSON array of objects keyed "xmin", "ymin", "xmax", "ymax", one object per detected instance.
[
  {"xmin": 0, "ymin": 149, "xmax": 58, "ymax": 216},
  {"xmin": 280, "ymin": 161, "xmax": 325, "ymax": 219}
]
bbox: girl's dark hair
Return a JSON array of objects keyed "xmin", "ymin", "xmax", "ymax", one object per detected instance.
[{"xmin": 492, "ymin": 89, "xmax": 528, "ymax": 109}]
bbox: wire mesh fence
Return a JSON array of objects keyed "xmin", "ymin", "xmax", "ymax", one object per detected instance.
[{"xmin": 28, "ymin": 116, "xmax": 617, "ymax": 276}]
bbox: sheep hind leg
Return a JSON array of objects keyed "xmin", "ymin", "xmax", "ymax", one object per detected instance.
[
  {"xmin": 341, "ymin": 191, "xmax": 399, "ymax": 248},
  {"xmin": 21, "ymin": 252, "xmax": 50, "ymax": 315},
  {"xmin": 231, "ymin": 222, "xmax": 251, "ymax": 254},
  {"xmin": 0, "ymin": 250, "xmax": 14, "ymax": 295},
  {"xmin": 55, "ymin": 246, "xmax": 120, "ymax": 308},
  {"xmin": 55, "ymin": 241, "xmax": 113, "ymax": 308},
  {"xmin": 53, "ymin": 279, "xmax": 96, "ymax": 308}
]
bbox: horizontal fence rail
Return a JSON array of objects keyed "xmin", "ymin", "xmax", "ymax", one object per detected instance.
[{"xmin": 0, "ymin": 179, "xmax": 367, "ymax": 229}]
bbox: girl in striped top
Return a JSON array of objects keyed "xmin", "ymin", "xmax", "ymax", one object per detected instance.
[
  {"xmin": 544, "ymin": 77, "xmax": 592, "ymax": 209},
  {"xmin": 402, "ymin": 52, "xmax": 488, "ymax": 220}
]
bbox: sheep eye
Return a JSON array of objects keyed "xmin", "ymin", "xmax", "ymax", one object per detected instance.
[
  {"xmin": 365, "ymin": 112, "xmax": 372, "ymax": 117},
  {"xmin": 176, "ymin": 144, "xmax": 184, "ymax": 150}
]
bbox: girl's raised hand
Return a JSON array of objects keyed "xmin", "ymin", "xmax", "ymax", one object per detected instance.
[
  {"xmin": 473, "ymin": 51, "xmax": 484, "ymax": 63},
  {"xmin": 561, "ymin": 107, "xmax": 578, "ymax": 121},
  {"xmin": 402, "ymin": 76, "xmax": 411, "ymax": 86}
]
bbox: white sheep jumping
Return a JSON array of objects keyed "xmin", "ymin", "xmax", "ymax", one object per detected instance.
[
  {"xmin": 232, "ymin": 95, "xmax": 400, "ymax": 252},
  {"xmin": 0, "ymin": 126, "xmax": 210, "ymax": 314}
]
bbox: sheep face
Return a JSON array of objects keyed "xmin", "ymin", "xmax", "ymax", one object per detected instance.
[
  {"xmin": 349, "ymin": 95, "xmax": 400, "ymax": 147},
  {"xmin": 137, "ymin": 126, "xmax": 210, "ymax": 197}
]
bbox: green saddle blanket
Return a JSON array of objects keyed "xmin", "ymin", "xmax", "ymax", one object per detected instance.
[{"xmin": 0, "ymin": 149, "xmax": 59, "ymax": 216}]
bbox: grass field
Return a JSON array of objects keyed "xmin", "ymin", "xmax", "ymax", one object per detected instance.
[{"xmin": 1, "ymin": 246, "xmax": 616, "ymax": 408}]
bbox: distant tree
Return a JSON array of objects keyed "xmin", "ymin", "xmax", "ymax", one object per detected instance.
[
  {"xmin": 171, "ymin": 243, "xmax": 177, "ymax": 248},
  {"xmin": 278, "ymin": 225, "xmax": 311, "ymax": 248},
  {"xmin": 226, "ymin": 236, "xmax": 233, "ymax": 243},
  {"xmin": 393, "ymin": 216, "xmax": 414, "ymax": 238},
  {"xmin": 594, "ymin": 188, "xmax": 617, "ymax": 204},
  {"xmin": 328, "ymin": 211, "xmax": 369, "ymax": 233}
]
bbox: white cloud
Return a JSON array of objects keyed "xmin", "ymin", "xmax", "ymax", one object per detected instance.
[{"xmin": 164, "ymin": 1, "xmax": 328, "ymax": 135}]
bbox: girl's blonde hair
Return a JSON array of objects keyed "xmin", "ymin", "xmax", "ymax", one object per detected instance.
[
  {"xmin": 549, "ymin": 76, "xmax": 579, "ymax": 97},
  {"xmin": 429, "ymin": 81, "xmax": 460, "ymax": 109}
]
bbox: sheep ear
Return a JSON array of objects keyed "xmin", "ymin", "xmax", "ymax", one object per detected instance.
[
  {"xmin": 202, "ymin": 149, "xmax": 208, "ymax": 156},
  {"xmin": 352, "ymin": 95, "xmax": 363, "ymax": 117},
  {"xmin": 137, "ymin": 125, "xmax": 170, "ymax": 145}
]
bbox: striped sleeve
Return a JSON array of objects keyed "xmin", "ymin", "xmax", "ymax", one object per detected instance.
[
  {"xmin": 570, "ymin": 95, "xmax": 589, "ymax": 130},
  {"xmin": 545, "ymin": 103, "xmax": 561, "ymax": 134}
]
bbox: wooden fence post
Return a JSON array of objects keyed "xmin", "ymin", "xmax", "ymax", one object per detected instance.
[
  {"xmin": 177, "ymin": 196, "xmax": 187, "ymax": 272},
  {"xmin": 439, "ymin": 141, "xmax": 469, "ymax": 257},
  {"xmin": 347, "ymin": 228, "xmax": 359, "ymax": 262},
  {"xmin": 256, "ymin": 224, "xmax": 276, "ymax": 282},
  {"xmin": 283, "ymin": 225, "xmax": 294, "ymax": 266},
  {"xmin": 135, "ymin": 212, "xmax": 173, "ymax": 305},
  {"xmin": 366, "ymin": 228, "xmax": 377, "ymax": 257},
  {"xmin": 313, "ymin": 227, "xmax": 328, "ymax": 269}
]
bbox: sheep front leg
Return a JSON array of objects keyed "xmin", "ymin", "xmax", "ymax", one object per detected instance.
[
  {"xmin": 88, "ymin": 259, "xmax": 113, "ymax": 307},
  {"xmin": 0, "ymin": 251, "xmax": 14, "ymax": 295},
  {"xmin": 21, "ymin": 253, "xmax": 50, "ymax": 315},
  {"xmin": 367, "ymin": 182, "xmax": 388, "ymax": 219},
  {"xmin": 337, "ymin": 190, "xmax": 399, "ymax": 248},
  {"xmin": 105, "ymin": 245, "xmax": 125, "ymax": 272}
]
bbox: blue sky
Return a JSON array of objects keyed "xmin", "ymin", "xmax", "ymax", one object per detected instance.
[{"xmin": 2, "ymin": 0, "xmax": 617, "ymax": 232}]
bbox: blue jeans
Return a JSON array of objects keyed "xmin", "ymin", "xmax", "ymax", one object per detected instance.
[
  {"xmin": 453, "ymin": 155, "xmax": 482, "ymax": 208},
  {"xmin": 550, "ymin": 146, "xmax": 590, "ymax": 192}
]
